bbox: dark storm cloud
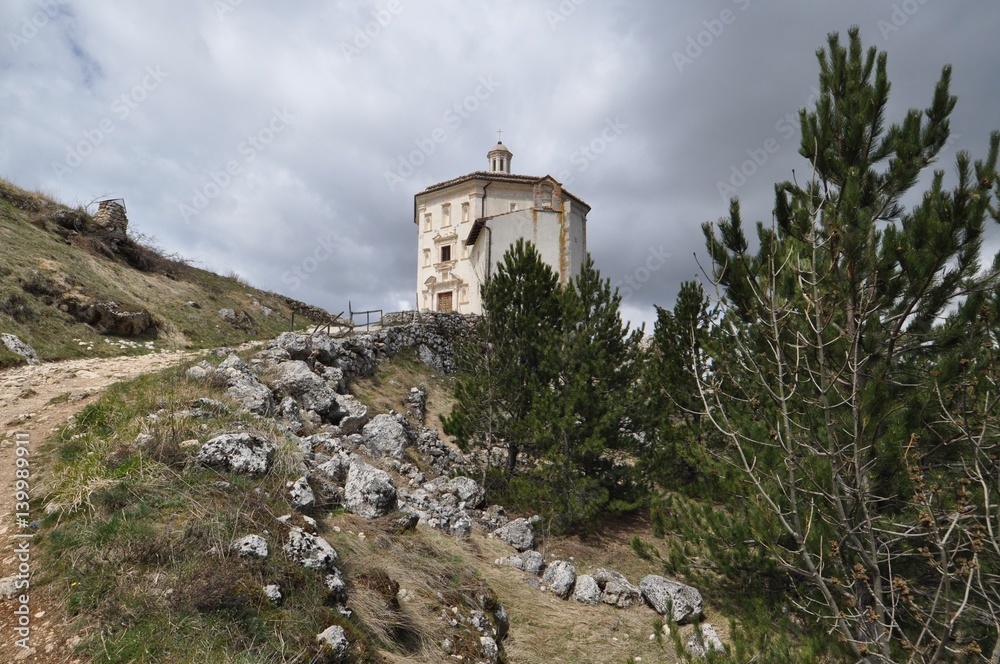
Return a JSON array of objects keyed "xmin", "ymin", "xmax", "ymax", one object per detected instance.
[{"xmin": 2, "ymin": 0, "xmax": 998, "ymax": 327}]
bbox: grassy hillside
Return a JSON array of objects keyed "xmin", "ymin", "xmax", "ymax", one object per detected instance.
[
  {"xmin": 0, "ymin": 178, "xmax": 324, "ymax": 366},
  {"xmin": 29, "ymin": 351, "xmax": 731, "ymax": 663}
]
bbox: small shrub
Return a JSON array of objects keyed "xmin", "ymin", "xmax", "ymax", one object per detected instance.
[{"xmin": 0, "ymin": 291, "xmax": 36, "ymax": 322}]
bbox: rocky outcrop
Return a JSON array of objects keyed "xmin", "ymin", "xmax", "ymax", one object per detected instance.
[
  {"xmin": 1, "ymin": 333, "xmax": 39, "ymax": 365},
  {"xmin": 198, "ymin": 433, "xmax": 276, "ymax": 477},
  {"xmin": 572, "ymin": 574, "xmax": 602, "ymax": 604},
  {"xmin": 266, "ymin": 360, "xmax": 341, "ymax": 419},
  {"xmin": 284, "ymin": 526, "xmax": 339, "ymax": 572},
  {"xmin": 639, "ymin": 574, "xmax": 703, "ymax": 623},
  {"xmin": 541, "ymin": 560, "xmax": 576, "ymax": 599},
  {"xmin": 232, "ymin": 535, "xmax": 269, "ymax": 559},
  {"xmin": 493, "ymin": 518, "xmax": 535, "ymax": 552},
  {"xmin": 316, "ymin": 625, "xmax": 349, "ymax": 661},
  {"xmin": 335, "ymin": 394, "xmax": 369, "ymax": 434},
  {"xmin": 219, "ymin": 308, "xmax": 255, "ymax": 332},
  {"xmin": 495, "ymin": 550, "xmax": 544, "ymax": 575},
  {"xmin": 86, "ymin": 301, "xmax": 154, "ymax": 336},
  {"xmin": 592, "ymin": 568, "xmax": 643, "ymax": 608},
  {"xmin": 361, "ymin": 414, "xmax": 410, "ymax": 459},
  {"xmin": 344, "ymin": 460, "xmax": 398, "ymax": 518},
  {"xmin": 686, "ymin": 623, "xmax": 725, "ymax": 657},
  {"xmin": 287, "ymin": 476, "xmax": 316, "ymax": 511}
]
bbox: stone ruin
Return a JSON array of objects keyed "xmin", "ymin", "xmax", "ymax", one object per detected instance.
[{"xmin": 94, "ymin": 198, "xmax": 128, "ymax": 242}]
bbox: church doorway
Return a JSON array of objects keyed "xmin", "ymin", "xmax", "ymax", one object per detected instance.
[{"xmin": 436, "ymin": 291, "xmax": 453, "ymax": 313}]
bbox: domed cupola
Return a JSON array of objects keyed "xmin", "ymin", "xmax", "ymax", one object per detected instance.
[{"xmin": 487, "ymin": 139, "xmax": 513, "ymax": 174}]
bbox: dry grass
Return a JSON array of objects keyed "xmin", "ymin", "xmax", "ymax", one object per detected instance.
[
  {"xmin": 348, "ymin": 349, "xmax": 458, "ymax": 436},
  {"xmin": 317, "ymin": 510, "xmax": 726, "ymax": 663}
]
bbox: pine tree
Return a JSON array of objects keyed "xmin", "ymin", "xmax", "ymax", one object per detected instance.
[
  {"xmin": 443, "ymin": 239, "xmax": 562, "ymax": 474},
  {"xmin": 643, "ymin": 280, "xmax": 720, "ymax": 492},
  {"xmin": 668, "ymin": 28, "xmax": 1000, "ymax": 661},
  {"xmin": 538, "ymin": 255, "xmax": 644, "ymax": 527}
]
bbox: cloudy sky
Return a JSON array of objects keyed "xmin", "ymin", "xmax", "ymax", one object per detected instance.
[{"xmin": 2, "ymin": 1, "xmax": 999, "ymax": 329}]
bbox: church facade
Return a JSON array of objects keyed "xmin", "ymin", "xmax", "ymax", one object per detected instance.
[{"xmin": 414, "ymin": 141, "xmax": 589, "ymax": 314}]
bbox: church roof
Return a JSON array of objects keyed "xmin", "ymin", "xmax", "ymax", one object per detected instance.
[{"xmin": 416, "ymin": 171, "xmax": 590, "ymax": 208}]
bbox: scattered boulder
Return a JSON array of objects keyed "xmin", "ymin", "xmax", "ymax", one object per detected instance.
[
  {"xmin": 232, "ymin": 534, "xmax": 268, "ymax": 559},
  {"xmin": 198, "ymin": 433, "xmax": 276, "ymax": 477},
  {"xmin": 314, "ymin": 454, "xmax": 352, "ymax": 486},
  {"xmin": 283, "ymin": 526, "xmax": 339, "ymax": 572},
  {"xmin": 263, "ymin": 584, "xmax": 282, "ymax": 604},
  {"xmin": 269, "ymin": 332, "xmax": 311, "ymax": 360},
  {"xmin": 335, "ymin": 394, "xmax": 369, "ymax": 434},
  {"xmin": 75, "ymin": 301, "xmax": 154, "ymax": 336},
  {"xmin": 572, "ymin": 574, "xmax": 602, "ymax": 605},
  {"xmin": 344, "ymin": 460, "xmax": 398, "ymax": 518},
  {"xmin": 287, "ymin": 476, "xmax": 316, "ymax": 511},
  {"xmin": 316, "ymin": 624, "xmax": 349, "ymax": 661},
  {"xmin": 639, "ymin": 574, "xmax": 703, "ymax": 624},
  {"xmin": 542, "ymin": 560, "xmax": 576, "ymax": 599},
  {"xmin": 267, "ymin": 360, "xmax": 340, "ymax": 418},
  {"xmin": 0, "ymin": 334, "xmax": 39, "ymax": 365},
  {"xmin": 686, "ymin": 623, "xmax": 725, "ymax": 658},
  {"xmin": 219, "ymin": 308, "xmax": 254, "ymax": 332},
  {"xmin": 480, "ymin": 636, "xmax": 499, "ymax": 663},
  {"xmin": 495, "ymin": 551, "xmax": 544, "ymax": 575},
  {"xmin": 361, "ymin": 414, "xmax": 410, "ymax": 459},
  {"xmin": 324, "ymin": 570, "xmax": 348, "ymax": 604},
  {"xmin": 592, "ymin": 568, "xmax": 642, "ymax": 608},
  {"xmin": 192, "ymin": 358, "xmax": 275, "ymax": 415},
  {"xmin": 445, "ymin": 476, "xmax": 485, "ymax": 509},
  {"xmin": 493, "ymin": 518, "xmax": 535, "ymax": 552},
  {"xmin": 449, "ymin": 512, "xmax": 473, "ymax": 538}
]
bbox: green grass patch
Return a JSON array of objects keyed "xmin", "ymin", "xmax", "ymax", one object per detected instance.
[{"xmin": 34, "ymin": 361, "xmax": 380, "ymax": 663}]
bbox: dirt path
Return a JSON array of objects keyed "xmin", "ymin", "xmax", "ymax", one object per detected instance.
[{"xmin": 0, "ymin": 351, "xmax": 198, "ymax": 662}]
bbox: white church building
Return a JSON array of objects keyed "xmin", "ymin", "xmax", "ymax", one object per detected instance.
[{"xmin": 414, "ymin": 140, "xmax": 589, "ymax": 314}]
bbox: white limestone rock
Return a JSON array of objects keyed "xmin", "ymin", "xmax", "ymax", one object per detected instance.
[
  {"xmin": 361, "ymin": 413, "xmax": 410, "ymax": 459},
  {"xmin": 335, "ymin": 394, "xmax": 369, "ymax": 434},
  {"xmin": 480, "ymin": 636, "xmax": 500, "ymax": 663},
  {"xmin": 344, "ymin": 459, "xmax": 398, "ymax": 518},
  {"xmin": 686, "ymin": 623, "xmax": 725, "ymax": 658},
  {"xmin": 592, "ymin": 568, "xmax": 642, "ymax": 608},
  {"xmin": 267, "ymin": 360, "xmax": 340, "ymax": 418},
  {"xmin": 493, "ymin": 517, "xmax": 535, "ymax": 552},
  {"xmin": 287, "ymin": 476, "xmax": 316, "ymax": 511},
  {"xmin": 316, "ymin": 624, "xmax": 349, "ymax": 660},
  {"xmin": 263, "ymin": 584, "xmax": 282, "ymax": 603},
  {"xmin": 445, "ymin": 476, "xmax": 485, "ymax": 509},
  {"xmin": 541, "ymin": 560, "xmax": 576, "ymax": 599},
  {"xmin": 232, "ymin": 534, "xmax": 268, "ymax": 559},
  {"xmin": 198, "ymin": 433, "xmax": 276, "ymax": 477},
  {"xmin": 639, "ymin": 574, "xmax": 704, "ymax": 624},
  {"xmin": 572, "ymin": 574, "xmax": 602, "ymax": 605},
  {"xmin": 1, "ymin": 334, "xmax": 39, "ymax": 365},
  {"xmin": 283, "ymin": 526, "xmax": 339, "ymax": 572}
]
